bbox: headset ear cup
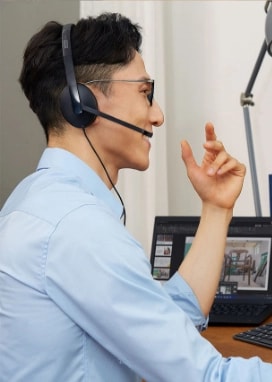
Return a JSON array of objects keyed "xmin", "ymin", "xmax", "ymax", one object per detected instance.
[{"xmin": 60, "ymin": 83, "xmax": 98, "ymax": 128}]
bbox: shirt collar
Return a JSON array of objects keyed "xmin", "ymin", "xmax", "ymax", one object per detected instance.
[{"xmin": 37, "ymin": 148, "xmax": 123, "ymax": 219}]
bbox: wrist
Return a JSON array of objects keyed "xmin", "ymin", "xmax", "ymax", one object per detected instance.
[{"xmin": 201, "ymin": 202, "xmax": 233, "ymax": 226}]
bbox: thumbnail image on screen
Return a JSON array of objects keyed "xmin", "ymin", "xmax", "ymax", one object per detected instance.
[{"xmin": 152, "ymin": 234, "xmax": 173, "ymax": 280}]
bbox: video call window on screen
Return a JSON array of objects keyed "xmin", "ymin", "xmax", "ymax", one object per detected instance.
[
  {"xmin": 185, "ymin": 236, "xmax": 271, "ymax": 292},
  {"xmin": 220, "ymin": 237, "xmax": 271, "ymax": 292},
  {"xmin": 152, "ymin": 233, "xmax": 271, "ymax": 293}
]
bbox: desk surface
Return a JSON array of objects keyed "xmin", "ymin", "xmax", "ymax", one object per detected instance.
[{"xmin": 202, "ymin": 319, "xmax": 272, "ymax": 363}]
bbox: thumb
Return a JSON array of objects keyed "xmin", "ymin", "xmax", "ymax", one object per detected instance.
[{"xmin": 180, "ymin": 140, "xmax": 197, "ymax": 170}]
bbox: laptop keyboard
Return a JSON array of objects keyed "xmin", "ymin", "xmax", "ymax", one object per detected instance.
[
  {"xmin": 209, "ymin": 303, "xmax": 272, "ymax": 325},
  {"xmin": 233, "ymin": 322, "xmax": 272, "ymax": 349}
]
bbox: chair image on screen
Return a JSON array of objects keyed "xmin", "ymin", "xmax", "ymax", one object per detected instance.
[{"xmin": 223, "ymin": 250, "xmax": 253, "ymax": 286}]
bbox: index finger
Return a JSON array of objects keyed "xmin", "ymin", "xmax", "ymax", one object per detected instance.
[{"xmin": 205, "ymin": 122, "xmax": 217, "ymax": 141}]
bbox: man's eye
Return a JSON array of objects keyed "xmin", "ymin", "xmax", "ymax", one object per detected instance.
[
  {"xmin": 141, "ymin": 85, "xmax": 153, "ymax": 106},
  {"xmin": 142, "ymin": 88, "xmax": 151, "ymax": 98}
]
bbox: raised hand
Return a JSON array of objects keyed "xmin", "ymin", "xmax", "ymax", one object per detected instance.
[{"xmin": 181, "ymin": 122, "xmax": 246, "ymax": 210}]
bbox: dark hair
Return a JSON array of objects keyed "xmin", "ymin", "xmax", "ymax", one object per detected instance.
[{"xmin": 19, "ymin": 13, "xmax": 142, "ymax": 139}]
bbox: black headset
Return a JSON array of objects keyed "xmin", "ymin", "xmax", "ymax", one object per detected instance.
[{"xmin": 60, "ymin": 23, "xmax": 98, "ymax": 128}]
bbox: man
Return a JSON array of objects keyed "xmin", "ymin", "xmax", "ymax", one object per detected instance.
[{"xmin": 0, "ymin": 12, "xmax": 270, "ymax": 382}]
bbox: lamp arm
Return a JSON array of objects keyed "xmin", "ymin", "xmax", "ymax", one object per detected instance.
[{"xmin": 240, "ymin": 40, "xmax": 267, "ymax": 217}]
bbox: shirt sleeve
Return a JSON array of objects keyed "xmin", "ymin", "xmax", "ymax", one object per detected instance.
[
  {"xmin": 45, "ymin": 205, "xmax": 272, "ymax": 382},
  {"xmin": 163, "ymin": 272, "xmax": 209, "ymax": 331}
]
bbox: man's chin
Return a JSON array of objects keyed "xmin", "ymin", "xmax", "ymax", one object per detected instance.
[
  {"xmin": 124, "ymin": 161, "xmax": 149, "ymax": 172},
  {"xmin": 135, "ymin": 161, "xmax": 150, "ymax": 172}
]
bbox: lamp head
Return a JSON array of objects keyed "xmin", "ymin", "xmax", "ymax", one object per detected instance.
[{"xmin": 265, "ymin": 1, "xmax": 272, "ymax": 56}]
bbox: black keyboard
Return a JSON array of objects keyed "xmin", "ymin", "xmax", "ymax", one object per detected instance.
[
  {"xmin": 209, "ymin": 302, "xmax": 272, "ymax": 325},
  {"xmin": 233, "ymin": 322, "xmax": 272, "ymax": 349}
]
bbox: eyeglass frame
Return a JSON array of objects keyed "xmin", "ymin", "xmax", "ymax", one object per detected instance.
[{"xmin": 83, "ymin": 79, "xmax": 155, "ymax": 106}]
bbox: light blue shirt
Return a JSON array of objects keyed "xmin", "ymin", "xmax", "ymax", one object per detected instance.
[{"xmin": 0, "ymin": 148, "xmax": 271, "ymax": 382}]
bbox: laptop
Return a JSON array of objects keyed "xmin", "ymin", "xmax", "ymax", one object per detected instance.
[{"xmin": 150, "ymin": 216, "xmax": 272, "ymax": 325}]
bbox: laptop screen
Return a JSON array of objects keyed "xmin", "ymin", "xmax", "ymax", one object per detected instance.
[{"xmin": 150, "ymin": 216, "xmax": 272, "ymax": 303}]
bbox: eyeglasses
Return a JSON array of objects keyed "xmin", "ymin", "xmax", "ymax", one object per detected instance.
[{"xmin": 84, "ymin": 79, "xmax": 155, "ymax": 106}]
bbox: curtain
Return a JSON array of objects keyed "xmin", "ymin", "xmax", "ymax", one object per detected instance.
[{"xmin": 80, "ymin": 1, "xmax": 169, "ymax": 255}]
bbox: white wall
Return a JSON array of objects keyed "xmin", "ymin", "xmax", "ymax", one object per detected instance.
[{"xmin": 164, "ymin": 1, "xmax": 272, "ymax": 217}]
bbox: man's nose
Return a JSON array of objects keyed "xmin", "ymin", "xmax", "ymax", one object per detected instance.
[{"xmin": 151, "ymin": 99, "xmax": 164, "ymax": 127}]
